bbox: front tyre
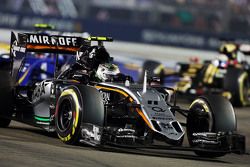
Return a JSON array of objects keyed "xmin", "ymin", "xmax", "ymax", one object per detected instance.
[
  {"xmin": 55, "ymin": 87, "xmax": 83, "ymax": 145},
  {"xmin": 187, "ymin": 95, "xmax": 236, "ymax": 157}
]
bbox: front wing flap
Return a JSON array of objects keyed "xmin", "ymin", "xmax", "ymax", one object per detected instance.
[{"xmin": 190, "ymin": 132, "xmax": 245, "ymax": 154}]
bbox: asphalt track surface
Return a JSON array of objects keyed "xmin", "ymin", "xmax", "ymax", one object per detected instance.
[{"xmin": 0, "ymin": 103, "xmax": 249, "ymax": 167}]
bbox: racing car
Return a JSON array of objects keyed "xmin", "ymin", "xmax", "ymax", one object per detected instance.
[
  {"xmin": 136, "ymin": 43, "xmax": 250, "ymax": 107},
  {"xmin": 0, "ymin": 32, "xmax": 245, "ymax": 158}
]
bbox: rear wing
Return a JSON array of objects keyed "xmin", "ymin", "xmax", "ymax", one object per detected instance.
[
  {"xmin": 10, "ymin": 32, "xmax": 91, "ymax": 55},
  {"xmin": 9, "ymin": 31, "xmax": 113, "ymax": 82},
  {"xmin": 10, "ymin": 32, "xmax": 113, "ymax": 55}
]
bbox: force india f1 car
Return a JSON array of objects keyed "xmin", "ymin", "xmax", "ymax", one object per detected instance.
[
  {"xmin": 137, "ymin": 43, "xmax": 250, "ymax": 107},
  {"xmin": 0, "ymin": 32, "xmax": 245, "ymax": 158}
]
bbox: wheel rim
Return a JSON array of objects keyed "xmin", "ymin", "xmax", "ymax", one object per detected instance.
[
  {"xmin": 58, "ymin": 99, "xmax": 73, "ymax": 132},
  {"xmin": 188, "ymin": 100, "xmax": 213, "ymax": 146},
  {"xmin": 190, "ymin": 107, "xmax": 212, "ymax": 132}
]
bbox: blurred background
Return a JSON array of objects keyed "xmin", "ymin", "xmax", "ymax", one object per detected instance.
[{"xmin": 0, "ymin": 0, "xmax": 250, "ymax": 50}]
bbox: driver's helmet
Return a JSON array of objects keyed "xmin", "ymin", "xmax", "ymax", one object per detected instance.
[
  {"xmin": 95, "ymin": 63, "xmax": 120, "ymax": 81},
  {"xmin": 213, "ymin": 54, "xmax": 229, "ymax": 68},
  {"xmin": 219, "ymin": 43, "xmax": 238, "ymax": 61}
]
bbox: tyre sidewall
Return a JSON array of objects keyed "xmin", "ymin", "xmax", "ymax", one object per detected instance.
[
  {"xmin": 55, "ymin": 87, "xmax": 82, "ymax": 144},
  {"xmin": 187, "ymin": 98, "xmax": 213, "ymax": 146},
  {"xmin": 0, "ymin": 117, "xmax": 11, "ymax": 127},
  {"xmin": 224, "ymin": 68, "xmax": 249, "ymax": 106}
]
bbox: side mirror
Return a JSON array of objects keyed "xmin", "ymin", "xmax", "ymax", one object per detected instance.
[
  {"xmin": 149, "ymin": 76, "xmax": 161, "ymax": 86},
  {"xmin": 109, "ymin": 57, "xmax": 114, "ymax": 62}
]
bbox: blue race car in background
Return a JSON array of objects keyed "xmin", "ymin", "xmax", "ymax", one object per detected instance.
[
  {"xmin": 0, "ymin": 42, "xmax": 75, "ymax": 86},
  {"xmin": 1, "ymin": 24, "xmax": 89, "ymax": 86},
  {"xmin": 17, "ymin": 52, "xmax": 73, "ymax": 86}
]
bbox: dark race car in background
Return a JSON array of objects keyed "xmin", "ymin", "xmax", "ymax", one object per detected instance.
[
  {"xmin": 119, "ymin": 43, "xmax": 250, "ymax": 107},
  {"xmin": 0, "ymin": 31, "xmax": 245, "ymax": 158}
]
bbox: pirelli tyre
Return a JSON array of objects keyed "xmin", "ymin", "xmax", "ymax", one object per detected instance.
[
  {"xmin": 187, "ymin": 95, "xmax": 236, "ymax": 157},
  {"xmin": 0, "ymin": 68, "xmax": 13, "ymax": 128},
  {"xmin": 0, "ymin": 117, "xmax": 11, "ymax": 127},
  {"xmin": 55, "ymin": 87, "xmax": 83, "ymax": 145},
  {"xmin": 138, "ymin": 60, "xmax": 164, "ymax": 84},
  {"xmin": 224, "ymin": 68, "xmax": 250, "ymax": 106}
]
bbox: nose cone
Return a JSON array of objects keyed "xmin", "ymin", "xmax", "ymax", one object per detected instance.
[{"xmin": 140, "ymin": 90, "xmax": 185, "ymax": 142}]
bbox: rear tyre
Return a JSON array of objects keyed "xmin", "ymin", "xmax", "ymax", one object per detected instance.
[
  {"xmin": 0, "ymin": 66, "xmax": 13, "ymax": 128},
  {"xmin": 0, "ymin": 117, "xmax": 11, "ymax": 127},
  {"xmin": 55, "ymin": 87, "xmax": 83, "ymax": 145},
  {"xmin": 187, "ymin": 95, "xmax": 236, "ymax": 157},
  {"xmin": 224, "ymin": 68, "xmax": 250, "ymax": 106}
]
